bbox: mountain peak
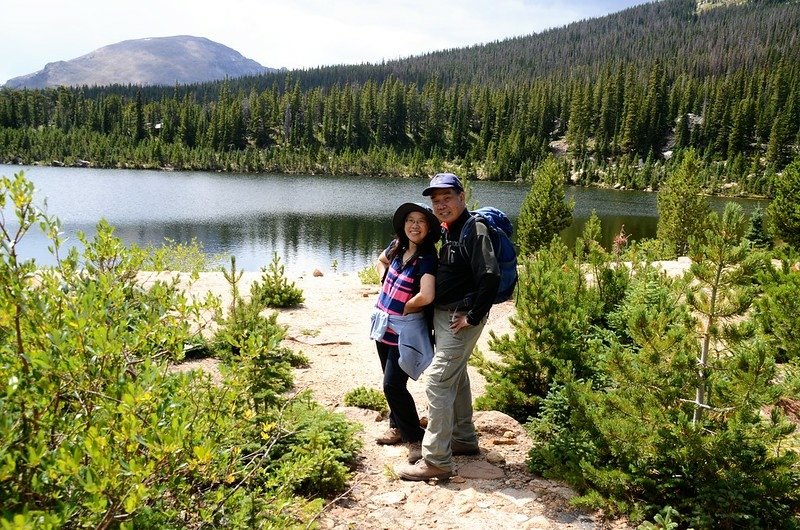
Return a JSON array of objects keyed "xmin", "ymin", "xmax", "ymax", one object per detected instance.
[{"xmin": 4, "ymin": 35, "xmax": 276, "ymax": 89}]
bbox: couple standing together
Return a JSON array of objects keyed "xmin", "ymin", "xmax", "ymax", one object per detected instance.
[{"xmin": 370, "ymin": 172, "xmax": 500, "ymax": 481}]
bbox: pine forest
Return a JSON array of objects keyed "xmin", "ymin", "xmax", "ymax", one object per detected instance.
[{"xmin": 0, "ymin": 0, "xmax": 798, "ymax": 197}]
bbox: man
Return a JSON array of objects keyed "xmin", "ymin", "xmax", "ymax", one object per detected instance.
[{"xmin": 396, "ymin": 172, "xmax": 500, "ymax": 481}]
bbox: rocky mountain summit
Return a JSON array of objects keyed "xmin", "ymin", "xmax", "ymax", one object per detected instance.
[{"xmin": 4, "ymin": 35, "xmax": 276, "ymax": 89}]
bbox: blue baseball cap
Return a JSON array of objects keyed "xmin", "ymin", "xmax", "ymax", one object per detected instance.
[{"xmin": 422, "ymin": 173, "xmax": 464, "ymax": 196}]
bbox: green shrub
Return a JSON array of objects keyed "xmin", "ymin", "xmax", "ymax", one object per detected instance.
[
  {"xmin": 0, "ymin": 171, "xmax": 359, "ymax": 528},
  {"xmin": 343, "ymin": 386, "xmax": 388, "ymax": 414},
  {"xmin": 250, "ymin": 252, "xmax": 305, "ymax": 308},
  {"xmin": 267, "ymin": 394, "xmax": 362, "ymax": 497},
  {"xmin": 358, "ymin": 264, "xmax": 381, "ymax": 285},
  {"xmin": 622, "ymin": 237, "xmax": 674, "ymax": 262},
  {"xmin": 212, "ymin": 256, "xmax": 307, "ymax": 407},
  {"xmin": 753, "ymin": 258, "xmax": 800, "ymax": 363},
  {"xmin": 526, "ymin": 257, "xmax": 800, "ymax": 528},
  {"xmin": 143, "ymin": 236, "xmax": 227, "ymax": 273},
  {"xmin": 476, "ymin": 239, "xmax": 601, "ymax": 422}
]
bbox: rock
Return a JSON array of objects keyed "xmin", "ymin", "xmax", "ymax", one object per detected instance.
[
  {"xmin": 373, "ymin": 491, "xmax": 406, "ymax": 505},
  {"xmin": 486, "ymin": 450, "xmax": 506, "ymax": 465},
  {"xmin": 404, "ymin": 489, "xmax": 432, "ymax": 517},
  {"xmin": 473, "ymin": 410, "xmax": 527, "ymax": 438},
  {"xmin": 526, "ymin": 515, "xmax": 553, "ymax": 527},
  {"xmin": 496, "ymin": 488, "xmax": 537, "ymax": 507},
  {"xmin": 458, "ymin": 460, "xmax": 505, "ymax": 479},
  {"xmin": 313, "ymin": 268, "xmax": 324, "ymax": 277}
]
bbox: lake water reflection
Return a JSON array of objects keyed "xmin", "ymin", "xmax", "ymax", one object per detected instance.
[{"xmin": 1, "ymin": 165, "xmax": 768, "ymax": 273}]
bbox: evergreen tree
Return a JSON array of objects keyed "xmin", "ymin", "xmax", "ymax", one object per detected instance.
[
  {"xmin": 516, "ymin": 157, "xmax": 574, "ymax": 256},
  {"xmin": 656, "ymin": 149, "xmax": 710, "ymax": 257},
  {"xmin": 766, "ymin": 158, "xmax": 800, "ymax": 248},
  {"xmin": 134, "ymin": 89, "xmax": 145, "ymax": 142},
  {"xmin": 753, "ymin": 260, "xmax": 800, "ymax": 364},
  {"xmin": 686, "ymin": 202, "xmax": 766, "ymax": 423},
  {"xmin": 528, "ymin": 256, "xmax": 799, "ymax": 527},
  {"xmin": 475, "ymin": 240, "xmax": 599, "ymax": 422},
  {"xmin": 727, "ymin": 98, "xmax": 753, "ymax": 159},
  {"xmin": 566, "ymin": 81, "xmax": 591, "ymax": 158},
  {"xmin": 765, "ymin": 111, "xmax": 792, "ymax": 169},
  {"xmin": 673, "ymin": 113, "xmax": 691, "ymax": 150},
  {"xmin": 745, "ymin": 206, "xmax": 772, "ymax": 249}
]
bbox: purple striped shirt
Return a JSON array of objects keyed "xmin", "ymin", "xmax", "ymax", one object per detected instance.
[{"xmin": 375, "ymin": 245, "xmax": 436, "ymax": 345}]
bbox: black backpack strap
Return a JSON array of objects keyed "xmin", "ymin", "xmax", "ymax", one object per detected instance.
[{"xmin": 457, "ymin": 212, "xmax": 484, "ymax": 262}]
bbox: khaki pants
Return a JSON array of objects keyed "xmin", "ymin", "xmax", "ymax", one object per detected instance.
[{"xmin": 421, "ymin": 308, "xmax": 486, "ymax": 471}]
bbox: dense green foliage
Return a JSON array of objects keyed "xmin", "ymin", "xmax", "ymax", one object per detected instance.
[
  {"xmin": 515, "ymin": 157, "xmax": 574, "ymax": 256},
  {"xmin": 250, "ymin": 253, "xmax": 305, "ymax": 309},
  {"xmin": 656, "ymin": 149, "xmax": 710, "ymax": 257},
  {"xmin": 753, "ymin": 259, "xmax": 800, "ymax": 364},
  {"xmin": 358, "ymin": 264, "xmax": 381, "ymax": 285},
  {"xmin": 144, "ymin": 237, "xmax": 227, "ymax": 273},
  {"xmin": 343, "ymin": 386, "xmax": 389, "ymax": 415},
  {"xmin": 479, "ymin": 206, "xmax": 800, "ymax": 527},
  {"xmin": 686, "ymin": 202, "xmax": 768, "ymax": 423},
  {"xmin": 0, "ymin": 0, "xmax": 798, "ymax": 194},
  {"xmin": 0, "ymin": 172, "xmax": 359, "ymax": 528},
  {"xmin": 767, "ymin": 159, "xmax": 800, "ymax": 247},
  {"xmin": 474, "ymin": 238, "xmax": 605, "ymax": 420}
]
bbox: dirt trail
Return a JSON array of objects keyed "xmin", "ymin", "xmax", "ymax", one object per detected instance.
[{"xmin": 168, "ymin": 270, "xmax": 634, "ymax": 530}]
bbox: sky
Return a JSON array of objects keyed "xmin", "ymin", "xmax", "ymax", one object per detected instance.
[{"xmin": 1, "ymin": 0, "xmax": 647, "ymax": 85}]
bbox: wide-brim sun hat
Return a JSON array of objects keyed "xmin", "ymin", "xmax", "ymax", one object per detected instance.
[
  {"xmin": 422, "ymin": 172, "xmax": 464, "ymax": 196},
  {"xmin": 392, "ymin": 202, "xmax": 441, "ymax": 240}
]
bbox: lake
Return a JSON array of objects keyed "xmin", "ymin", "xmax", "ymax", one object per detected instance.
[{"xmin": 0, "ymin": 165, "xmax": 768, "ymax": 273}]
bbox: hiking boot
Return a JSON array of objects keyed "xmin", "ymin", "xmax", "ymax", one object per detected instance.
[
  {"xmin": 396, "ymin": 459, "xmax": 453, "ymax": 481},
  {"xmin": 451, "ymin": 440, "xmax": 480, "ymax": 456},
  {"xmin": 407, "ymin": 441, "xmax": 422, "ymax": 464},
  {"xmin": 375, "ymin": 427, "xmax": 402, "ymax": 445}
]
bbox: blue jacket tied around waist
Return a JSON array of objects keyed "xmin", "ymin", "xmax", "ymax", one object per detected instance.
[{"xmin": 370, "ymin": 310, "xmax": 434, "ymax": 380}]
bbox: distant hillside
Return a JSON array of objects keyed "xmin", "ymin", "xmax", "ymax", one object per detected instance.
[
  {"xmin": 4, "ymin": 36, "xmax": 277, "ymax": 89},
  {"xmin": 0, "ymin": 0, "xmax": 797, "ymax": 195},
  {"xmin": 220, "ymin": 0, "xmax": 798, "ymax": 92}
]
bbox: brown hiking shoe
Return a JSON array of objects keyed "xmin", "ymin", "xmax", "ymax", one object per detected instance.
[
  {"xmin": 375, "ymin": 427, "xmax": 402, "ymax": 445},
  {"xmin": 407, "ymin": 442, "xmax": 422, "ymax": 464},
  {"xmin": 451, "ymin": 440, "xmax": 480, "ymax": 456},
  {"xmin": 396, "ymin": 459, "xmax": 453, "ymax": 481}
]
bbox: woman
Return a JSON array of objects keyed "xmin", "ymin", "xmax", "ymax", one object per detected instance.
[{"xmin": 369, "ymin": 202, "xmax": 440, "ymax": 463}]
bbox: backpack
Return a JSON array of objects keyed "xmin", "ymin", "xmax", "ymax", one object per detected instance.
[{"xmin": 458, "ymin": 207, "xmax": 518, "ymax": 303}]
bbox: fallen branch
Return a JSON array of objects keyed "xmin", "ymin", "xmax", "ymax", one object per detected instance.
[{"xmin": 286, "ymin": 336, "xmax": 351, "ymax": 346}]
